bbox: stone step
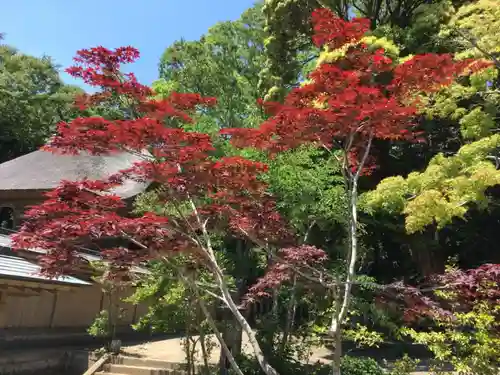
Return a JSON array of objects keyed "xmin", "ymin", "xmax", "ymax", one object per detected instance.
[
  {"xmin": 112, "ymin": 356, "xmax": 185, "ymax": 370},
  {"xmin": 103, "ymin": 363, "xmax": 182, "ymax": 375}
]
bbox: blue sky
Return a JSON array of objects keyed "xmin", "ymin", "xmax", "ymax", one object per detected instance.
[{"xmin": 1, "ymin": 1, "xmax": 257, "ymax": 90}]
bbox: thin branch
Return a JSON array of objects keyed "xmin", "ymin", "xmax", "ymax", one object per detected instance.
[
  {"xmin": 199, "ymin": 288, "xmax": 226, "ymax": 303},
  {"xmin": 179, "ymin": 271, "xmax": 245, "ymax": 375},
  {"xmin": 303, "ymin": 220, "xmax": 316, "ymax": 245},
  {"xmin": 354, "ymin": 132, "xmax": 374, "ymax": 181}
]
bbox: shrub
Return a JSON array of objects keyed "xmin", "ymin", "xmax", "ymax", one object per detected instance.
[
  {"xmin": 389, "ymin": 354, "xmax": 419, "ymax": 375},
  {"xmin": 402, "ymin": 302, "xmax": 500, "ymax": 375},
  {"xmin": 87, "ymin": 310, "xmax": 110, "ymax": 338},
  {"xmin": 341, "ymin": 356, "xmax": 385, "ymax": 375}
]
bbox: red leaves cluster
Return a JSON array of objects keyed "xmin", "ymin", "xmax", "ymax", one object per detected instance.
[
  {"xmin": 380, "ymin": 264, "xmax": 500, "ymax": 323},
  {"xmin": 139, "ymin": 93, "xmax": 217, "ymax": 123},
  {"xmin": 390, "ymin": 55, "xmax": 492, "ymax": 97},
  {"xmin": 223, "ymin": 9, "xmax": 488, "ymax": 176},
  {"xmin": 13, "ymin": 45, "xmax": 292, "ymax": 277},
  {"xmin": 12, "ymin": 180, "xmax": 169, "ymax": 276},
  {"xmin": 311, "ymin": 9, "xmax": 370, "ymax": 49},
  {"xmin": 48, "ymin": 117, "xmax": 215, "ymax": 159},
  {"xmin": 242, "ymin": 245, "xmax": 327, "ymax": 305},
  {"xmin": 67, "ymin": 46, "xmax": 150, "ymax": 100},
  {"xmin": 439, "ymin": 263, "xmax": 500, "ymax": 305}
]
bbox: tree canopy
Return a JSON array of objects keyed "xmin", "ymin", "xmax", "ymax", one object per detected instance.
[{"xmin": 0, "ymin": 43, "xmax": 82, "ymax": 162}]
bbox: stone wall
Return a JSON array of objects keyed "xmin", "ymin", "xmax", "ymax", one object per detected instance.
[
  {"xmin": 0, "ymin": 349, "xmax": 104, "ymax": 375},
  {"xmin": 0, "ymin": 349, "xmax": 74, "ymax": 375}
]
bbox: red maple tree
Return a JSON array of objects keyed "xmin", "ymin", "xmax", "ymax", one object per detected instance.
[
  {"xmin": 12, "ymin": 9, "xmax": 490, "ymax": 375},
  {"xmin": 13, "ymin": 45, "xmax": 288, "ymax": 375}
]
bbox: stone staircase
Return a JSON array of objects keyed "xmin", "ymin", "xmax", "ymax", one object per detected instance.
[{"xmin": 95, "ymin": 356, "xmax": 189, "ymax": 375}]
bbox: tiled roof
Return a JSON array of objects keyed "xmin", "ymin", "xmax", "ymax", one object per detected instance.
[
  {"xmin": 0, "ymin": 149, "xmax": 149, "ymax": 198},
  {"xmin": 0, "ymin": 254, "xmax": 91, "ymax": 286}
]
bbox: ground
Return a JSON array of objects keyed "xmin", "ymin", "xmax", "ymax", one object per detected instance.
[
  {"xmin": 122, "ymin": 332, "xmax": 331, "ymax": 364},
  {"xmin": 122, "ymin": 334, "xmax": 432, "ymax": 374}
]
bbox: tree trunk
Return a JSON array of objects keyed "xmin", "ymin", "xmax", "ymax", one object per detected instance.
[
  {"xmin": 192, "ymin": 197, "xmax": 278, "ymax": 375},
  {"xmin": 218, "ymin": 312, "xmax": 243, "ymax": 375},
  {"xmin": 329, "ymin": 135, "xmax": 372, "ymax": 375},
  {"xmin": 331, "ymin": 281, "xmax": 343, "ymax": 375},
  {"xmin": 409, "ymin": 228, "xmax": 444, "ymax": 278},
  {"xmin": 181, "ymin": 270, "xmax": 244, "ymax": 375},
  {"xmin": 184, "ymin": 321, "xmax": 194, "ymax": 375},
  {"xmin": 329, "ymin": 178, "xmax": 359, "ymax": 374},
  {"xmin": 280, "ymin": 220, "xmax": 314, "ymax": 353},
  {"xmin": 267, "ymin": 248, "xmax": 279, "ymax": 320},
  {"xmin": 199, "ymin": 310, "xmax": 211, "ymax": 374},
  {"xmin": 213, "ymin": 266, "xmax": 280, "ymax": 375},
  {"xmin": 332, "ymin": 324, "xmax": 342, "ymax": 375},
  {"xmin": 280, "ymin": 275, "xmax": 297, "ymax": 353},
  {"xmin": 219, "ymin": 240, "xmax": 247, "ymax": 374}
]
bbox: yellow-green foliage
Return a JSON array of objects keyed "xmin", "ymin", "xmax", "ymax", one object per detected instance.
[
  {"xmin": 363, "ymin": 134, "xmax": 500, "ymax": 233},
  {"xmin": 421, "ymin": 66, "xmax": 498, "ymax": 140},
  {"xmin": 415, "ymin": 0, "xmax": 500, "ymax": 144},
  {"xmin": 362, "ymin": 36, "xmax": 400, "ymax": 61},
  {"xmin": 317, "ymin": 36, "xmax": 400, "ymax": 65},
  {"xmin": 469, "ymin": 66, "xmax": 498, "ymax": 90},
  {"xmin": 443, "ymin": 0, "xmax": 500, "ymax": 60},
  {"xmin": 344, "ymin": 323, "xmax": 384, "ymax": 348},
  {"xmin": 402, "ymin": 302, "xmax": 500, "ymax": 375},
  {"xmin": 423, "ymin": 83, "xmax": 477, "ymax": 120},
  {"xmin": 317, "ymin": 44, "xmax": 352, "ymax": 65},
  {"xmin": 152, "ymin": 78, "xmax": 179, "ymax": 99},
  {"xmin": 459, "ymin": 107, "xmax": 495, "ymax": 140}
]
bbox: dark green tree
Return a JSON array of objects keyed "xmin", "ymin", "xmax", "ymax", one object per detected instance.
[
  {"xmin": 0, "ymin": 43, "xmax": 82, "ymax": 162},
  {"xmin": 156, "ymin": 3, "xmax": 266, "ymax": 133}
]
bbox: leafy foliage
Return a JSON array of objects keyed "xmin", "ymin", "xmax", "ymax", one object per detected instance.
[
  {"xmin": 340, "ymin": 356, "xmax": 384, "ymax": 375},
  {"xmin": 387, "ymin": 355, "xmax": 419, "ymax": 375},
  {"xmin": 364, "ymin": 132, "xmax": 500, "ymax": 234},
  {"xmin": 156, "ymin": 3, "xmax": 266, "ymax": 133},
  {"xmin": 259, "ymin": 0, "xmax": 458, "ymax": 99},
  {"xmin": 264, "ymin": 145, "xmax": 346, "ymax": 231},
  {"xmin": 440, "ymin": 0, "xmax": 500, "ymax": 60},
  {"xmin": 9, "ymin": 4, "xmax": 500, "ymax": 375},
  {"xmin": 402, "ymin": 302, "xmax": 500, "ymax": 375},
  {"xmin": 87, "ymin": 310, "xmax": 110, "ymax": 338},
  {"xmin": 379, "ymin": 260, "xmax": 500, "ymax": 374},
  {"xmin": 0, "ymin": 44, "xmax": 82, "ymax": 162},
  {"xmin": 126, "ymin": 261, "xmax": 192, "ymax": 333}
]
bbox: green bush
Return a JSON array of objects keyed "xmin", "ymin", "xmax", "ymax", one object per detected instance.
[
  {"xmin": 341, "ymin": 356, "xmax": 385, "ymax": 375},
  {"xmin": 233, "ymin": 354, "xmax": 383, "ymax": 375},
  {"xmin": 402, "ymin": 302, "xmax": 500, "ymax": 375},
  {"xmin": 87, "ymin": 310, "xmax": 110, "ymax": 338},
  {"xmin": 389, "ymin": 355, "xmax": 419, "ymax": 375}
]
